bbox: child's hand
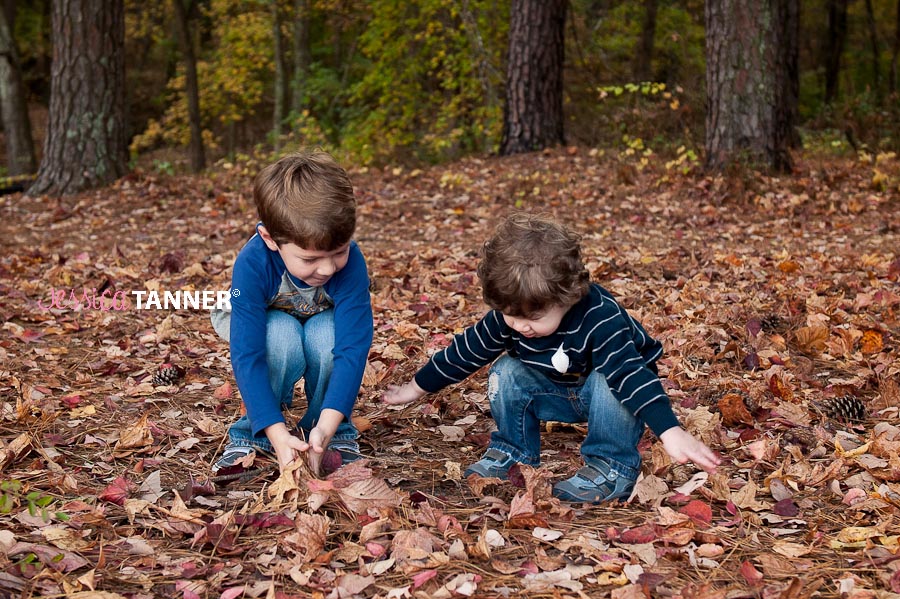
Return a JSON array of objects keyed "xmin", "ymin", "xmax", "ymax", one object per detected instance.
[
  {"xmin": 265, "ymin": 423, "xmax": 308, "ymax": 478},
  {"xmin": 382, "ymin": 380, "xmax": 428, "ymax": 405},
  {"xmin": 297, "ymin": 408, "xmax": 344, "ymax": 476},
  {"xmin": 299, "ymin": 426, "xmax": 332, "ymax": 476},
  {"xmin": 659, "ymin": 426, "xmax": 721, "ymax": 474}
]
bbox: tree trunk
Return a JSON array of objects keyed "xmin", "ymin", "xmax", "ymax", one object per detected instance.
[
  {"xmin": 291, "ymin": 0, "xmax": 310, "ymax": 114},
  {"xmin": 500, "ymin": 0, "xmax": 567, "ymax": 155},
  {"xmin": 0, "ymin": 3, "xmax": 36, "ymax": 175},
  {"xmin": 824, "ymin": 0, "xmax": 848, "ymax": 104},
  {"xmin": 173, "ymin": 0, "xmax": 205, "ymax": 173},
  {"xmin": 864, "ymin": 0, "xmax": 881, "ymax": 98},
  {"xmin": 633, "ymin": 0, "xmax": 658, "ymax": 82},
  {"xmin": 775, "ymin": 0, "xmax": 801, "ymax": 149},
  {"xmin": 705, "ymin": 0, "xmax": 794, "ymax": 172},
  {"xmin": 28, "ymin": 0, "xmax": 127, "ymax": 197},
  {"xmin": 891, "ymin": 0, "xmax": 900, "ymax": 93},
  {"xmin": 272, "ymin": 0, "xmax": 287, "ymax": 150}
]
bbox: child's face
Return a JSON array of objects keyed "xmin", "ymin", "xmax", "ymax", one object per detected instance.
[
  {"xmin": 275, "ymin": 242, "xmax": 351, "ymax": 287},
  {"xmin": 502, "ymin": 304, "xmax": 568, "ymax": 338}
]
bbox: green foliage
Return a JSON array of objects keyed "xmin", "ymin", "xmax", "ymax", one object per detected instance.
[
  {"xmin": 131, "ymin": 0, "xmax": 275, "ymax": 155},
  {"xmin": 341, "ymin": 0, "xmax": 508, "ymax": 164},
  {"xmin": 0, "ymin": 480, "xmax": 68, "ymax": 523},
  {"xmin": 565, "ymin": 2, "xmax": 705, "ymax": 150}
]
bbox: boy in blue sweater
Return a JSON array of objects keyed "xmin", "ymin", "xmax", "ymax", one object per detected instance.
[
  {"xmin": 383, "ymin": 214, "xmax": 719, "ymax": 503},
  {"xmin": 211, "ymin": 152, "xmax": 373, "ymax": 477}
]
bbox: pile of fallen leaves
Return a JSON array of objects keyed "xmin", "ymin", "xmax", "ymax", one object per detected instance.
[{"xmin": 0, "ymin": 148, "xmax": 898, "ymax": 599}]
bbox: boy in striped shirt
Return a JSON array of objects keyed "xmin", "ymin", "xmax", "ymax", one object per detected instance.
[{"xmin": 383, "ymin": 214, "xmax": 719, "ymax": 503}]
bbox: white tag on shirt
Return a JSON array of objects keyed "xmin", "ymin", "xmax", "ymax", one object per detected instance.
[{"xmin": 551, "ymin": 344, "xmax": 570, "ymax": 373}]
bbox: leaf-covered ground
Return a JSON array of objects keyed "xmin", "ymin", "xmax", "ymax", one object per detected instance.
[{"xmin": 1, "ymin": 149, "xmax": 899, "ymax": 599}]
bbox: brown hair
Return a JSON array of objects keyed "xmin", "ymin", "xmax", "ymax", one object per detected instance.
[
  {"xmin": 253, "ymin": 151, "xmax": 356, "ymax": 250},
  {"xmin": 477, "ymin": 213, "xmax": 590, "ymax": 317}
]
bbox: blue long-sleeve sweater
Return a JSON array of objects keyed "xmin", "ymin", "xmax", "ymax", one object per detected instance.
[
  {"xmin": 226, "ymin": 226, "xmax": 373, "ymax": 435},
  {"xmin": 414, "ymin": 283, "xmax": 679, "ymax": 436}
]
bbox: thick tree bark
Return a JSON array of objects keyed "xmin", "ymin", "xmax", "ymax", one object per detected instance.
[
  {"xmin": 291, "ymin": 0, "xmax": 310, "ymax": 114},
  {"xmin": 705, "ymin": 0, "xmax": 795, "ymax": 172},
  {"xmin": 824, "ymin": 0, "xmax": 848, "ymax": 104},
  {"xmin": 173, "ymin": 0, "xmax": 205, "ymax": 173},
  {"xmin": 633, "ymin": 0, "xmax": 658, "ymax": 82},
  {"xmin": 0, "ymin": 3, "xmax": 36, "ymax": 175},
  {"xmin": 500, "ymin": 0, "xmax": 567, "ymax": 155},
  {"xmin": 28, "ymin": 0, "xmax": 127, "ymax": 197}
]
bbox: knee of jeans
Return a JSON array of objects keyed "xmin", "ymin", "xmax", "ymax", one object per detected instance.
[
  {"xmin": 265, "ymin": 313, "xmax": 305, "ymax": 368},
  {"xmin": 487, "ymin": 357, "xmax": 526, "ymax": 406}
]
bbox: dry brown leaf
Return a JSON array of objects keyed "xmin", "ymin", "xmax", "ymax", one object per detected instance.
[
  {"xmin": 794, "ymin": 326, "xmax": 828, "ymax": 355},
  {"xmin": 114, "ymin": 413, "xmax": 154, "ymax": 452}
]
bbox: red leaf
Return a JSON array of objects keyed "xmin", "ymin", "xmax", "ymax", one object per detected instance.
[
  {"xmin": 891, "ymin": 569, "xmax": 900, "ymax": 593},
  {"xmin": 60, "ymin": 393, "xmax": 83, "ymax": 408},
  {"xmin": 773, "ymin": 498, "xmax": 799, "ymax": 517},
  {"xmin": 679, "ymin": 500, "xmax": 713, "ymax": 526},
  {"xmin": 620, "ymin": 524, "xmax": 658, "ymax": 544},
  {"xmin": 99, "ymin": 476, "xmax": 133, "ymax": 506},
  {"xmin": 213, "ymin": 382, "xmax": 232, "ymax": 400},
  {"xmin": 740, "ymin": 560, "xmax": 764, "ymax": 586},
  {"xmin": 412, "ymin": 569, "xmax": 438, "ymax": 589},
  {"xmin": 233, "ymin": 511, "xmax": 295, "ymax": 529}
]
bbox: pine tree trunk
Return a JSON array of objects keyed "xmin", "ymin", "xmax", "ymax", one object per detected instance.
[
  {"xmin": 500, "ymin": 0, "xmax": 567, "ymax": 155},
  {"xmin": 705, "ymin": 0, "xmax": 794, "ymax": 172},
  {"xmin": 824, "ymin": 0, "xmax": 848, "ymax": 104},
  {"xmin": 173, "ymin": 0, "xmax": 205, "ymax": 173},
  {"xmin": 28, "ymin": 0, "xmax": 127, "ymax": 197},
  {"xmin": 0, "ymin": 3, "xmax": 36, "ymax": 175},
  {"xmin": 633, "ymin": 0, "xmax": 658, "ymax": 82}
]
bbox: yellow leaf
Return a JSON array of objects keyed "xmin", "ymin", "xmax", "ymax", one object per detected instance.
[{"xmin": 837, "ymin": 526, "xmax": 881, "ymax": 543}]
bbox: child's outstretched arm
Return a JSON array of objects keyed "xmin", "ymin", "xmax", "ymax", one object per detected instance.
[
  {"xmin": 658, "ymin": 427, "xmax": 722, "ymax": 473},
  {"xmin": 382, "ymin": 379, "xmax": 428, "ymax": 406}
]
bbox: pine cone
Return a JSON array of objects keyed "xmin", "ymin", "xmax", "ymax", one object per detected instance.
[
  {"xmin": 151, "ymin": 363, "xmax": 185, "ymax": 386},
  {"xmin": 819, "ymin": 395, "xmax": 866, "ymax": 423}
]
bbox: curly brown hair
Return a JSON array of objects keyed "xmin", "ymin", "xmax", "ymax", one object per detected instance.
[
  {"xmin": 254, "ymin": 151, "xmax": 356, "ymax": 250},
  {"xmin": 477, "ymin": 213, "xmax": 590, "ymax": 318}
]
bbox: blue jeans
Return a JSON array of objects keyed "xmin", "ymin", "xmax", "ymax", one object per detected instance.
[
  {"xmin": 485, "ymin": 355, "xmax": 643, "ymax": 481},
  {"xmin": 211, "ymin": 308, "xmax": 358, "ymax": 453}
]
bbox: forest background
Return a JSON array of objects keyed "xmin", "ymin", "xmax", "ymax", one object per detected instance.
[{"xmin": 3, "ymin": 0, "xmax": 900, "ymax": 177}]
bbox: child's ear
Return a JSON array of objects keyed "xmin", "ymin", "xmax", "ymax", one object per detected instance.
[{"xmin": 258, "ymin": 226, "xmax": 280, "ymax": 251}]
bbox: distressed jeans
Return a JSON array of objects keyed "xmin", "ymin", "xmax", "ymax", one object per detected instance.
[
  {"xmin": 211, "ymin": 308, "xmax": 358, "ymax": 453},
  {"xmin": 485, "ymin": 355, "xmax": 643, "ymax": 481}
]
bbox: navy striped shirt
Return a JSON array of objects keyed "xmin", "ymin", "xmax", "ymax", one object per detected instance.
[{"xmin": 415, "ymin": 283, "xmax": 680, "ymax": 436}]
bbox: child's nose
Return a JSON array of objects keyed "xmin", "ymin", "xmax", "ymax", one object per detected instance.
[{"xmin": 318, "ymin": 260, "xmax": 336, "ymax": 275}]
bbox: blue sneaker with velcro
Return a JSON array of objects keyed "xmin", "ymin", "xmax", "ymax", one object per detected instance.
[
  {"xmin": 464, "ymin": 447, "xmax": 519, "ymax": 479},
  {"xmin": 552, "ymin": 460, "xmax": 635, "ymax": 504}
]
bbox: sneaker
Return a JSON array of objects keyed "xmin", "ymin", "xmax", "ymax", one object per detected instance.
[
  {"xmin": 328, "ymin": 439, "xmax": 362, "ymax": 464},
  {"xmin": 211, "ymin": 445, "xmax": 256, "ymax": 474},
  {"xmin": 464, "ymin": 447, "xmax": 518, "ymax": 479},
  {"xmin": 552, "ymin": 460, "xmax": 635, "ymax": 504}
]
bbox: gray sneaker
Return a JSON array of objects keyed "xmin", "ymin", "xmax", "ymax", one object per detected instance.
[
  {"xmin": 552, "ymin": 460, "xmax": 635, "ymax": 504},
  {"xmin": 464, "ymin": 447, "xmax": 518, "ymax": 479},
  {"xmin": 211, "ymin": 445, "xmax": 256, "ymax": 474}
]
